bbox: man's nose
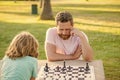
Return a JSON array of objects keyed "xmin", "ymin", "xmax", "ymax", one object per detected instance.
[{"xmin": 62, "ymin": 30, "xmax": 67, "ymax": 35}]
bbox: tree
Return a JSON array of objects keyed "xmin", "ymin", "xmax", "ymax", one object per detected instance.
[
  {"xmin": 14, "ymin": 0, "xmax": 16, "ymax": 3},
  {"xmin": 40, "ymin": 0, "xmax": 43, "ymax": 8},
  {"xmin": 40, "ymin": 0, "xmax": 54, "ymax": 20}
]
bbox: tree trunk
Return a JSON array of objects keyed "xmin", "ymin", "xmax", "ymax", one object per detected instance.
[
  {"xmin": 40, "ymin": 0, "xmax": 43, "ymax": 8},
  {"xmin": 40, "ymin": 0, "xmax": 54, "ymax": 20}
]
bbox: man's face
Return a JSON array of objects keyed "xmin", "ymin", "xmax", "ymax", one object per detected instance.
[{"xmin": 57, "ymin": 21, "xmax": 73, "ymax": 40}]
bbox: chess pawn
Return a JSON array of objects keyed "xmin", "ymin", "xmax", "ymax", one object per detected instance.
[
  {"xmin": 85, "ymin": 63, "xmax": 90, "ymax": 71},
  {"xmin": 44, "ymin": 63, "xmax": 49, "ymax": 72}
]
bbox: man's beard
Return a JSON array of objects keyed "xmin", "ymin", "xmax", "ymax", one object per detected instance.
[{"xmin": 58, "ymin": 34, "xmax": 71, "ymax": 40}]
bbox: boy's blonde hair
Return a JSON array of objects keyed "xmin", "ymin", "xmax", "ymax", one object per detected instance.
[{"xmin": 5, "ymin": 31, "xmax": 39, "ymax": 59}]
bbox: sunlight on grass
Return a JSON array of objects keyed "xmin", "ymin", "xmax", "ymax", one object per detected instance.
[
  {"xmin": 58, "ymin": 7, "xmax": 120, "ymax": 12},
  {"xmin": 0, "ymin": 13, "xmax": 55, "ymax": 26},
  {"xmin": 0, "ymin": 13, "xmax": 37, "ymax": 23},
  {"xmin": 52, "ymin": 0, "xmax": 120, "ymax": 4},
  {"xmin": 74, "ymin": 18, "xmax": 120, "ymax": 35}
]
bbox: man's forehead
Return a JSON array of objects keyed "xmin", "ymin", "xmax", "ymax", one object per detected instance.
[
  {"xmin": 57, "ymin": 21, "xmax": 71, "ymax": 24},
  {"xmin": 57, "ymin": 21, "xmax": 72, "ymax": 28}
]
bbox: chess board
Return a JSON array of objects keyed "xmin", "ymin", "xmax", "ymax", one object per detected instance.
[{"xmin": 36, "ymin": 63, "xmax": 95, "ymax": 80}]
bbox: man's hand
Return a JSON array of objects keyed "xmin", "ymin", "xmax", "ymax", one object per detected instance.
[
  {"xmin": 71, "ymin": 28, "xmax": 85, "ymax": 40},
  {"xmin": 71, "ymin": 45, "xmax": 82, "ymax": 59}
]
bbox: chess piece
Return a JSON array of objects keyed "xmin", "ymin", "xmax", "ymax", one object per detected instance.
[
  {"xmin": 62, "ymin": 60, "xmax": 66, "ymax": 71},
  {"xmin": 68, "ymin": 66, "xmax": 72, "ymax": 71},
  {"xmin": 44, "ymin": 63, "xmax": 49, "ymax": 72},
  {"xmin": 85, "ymin": 63, "xmax": 90, "ymax": 71},
  {"xmin": 63, "ymin": 60, "xmax": 66, "ymax": 68},
  {"xmin": 56, "ymin": 66, "xmax": 60, "ymax": 72}
]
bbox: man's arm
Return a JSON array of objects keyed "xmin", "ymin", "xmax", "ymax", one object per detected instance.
[
  {"xmin": 71, "ymin": 28, "xmax": 93, "ymax": 61},
  {"xmin": 80, "ymin": 36, "xmax": 93, "ymax": 61},
  {"xmin": 30, "ymin": 77, "xmax": 35, "ymax": 80},
  {"xmin": 45, "ymin": 43, "xmax": 81, "ymax": 61}
]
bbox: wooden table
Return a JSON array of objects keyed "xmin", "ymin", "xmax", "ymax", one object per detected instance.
[{"xmin": 38, "ymin": 60, "xmax": 105, "ymax": 80}]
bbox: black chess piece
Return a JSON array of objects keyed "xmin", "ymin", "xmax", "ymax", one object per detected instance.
[
  {"xmin": 62, "ymin": 60, "xmax": 66, "ymax": 71},
  {"xmin": 56, "ymin": 66, "xmax": 60, "ymax": 72},
  {"xmin": 63, "ymin": 60, "xmax": 66, "ymax": 68},
  {"xmin": 85, "ymin": 63, "xmax": 90, "ymax": 71},
  {"xmin": 68, "ymin": 66, "xmax": 72, "ymax": 71},
  {"xmin": 44, "ymin": 63, "xmax": 49, "ymax": 72}
]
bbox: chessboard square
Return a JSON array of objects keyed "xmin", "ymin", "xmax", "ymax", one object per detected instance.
[
  {"xmin": 60, "ymin": 71, "xmax": 66, "ymax": 74},
  {"xmin": 67, "ymin": 78, "xmax": 72, "ymax": 80},
  {"xmin": 78, "ymin": 74, "xmax": 85, "ymax": 78},
  {"xmin": 67, "ymin": 71, "xmax": 72, "ymax": 74},
  {"xmin": 71, "ymin": 77, "xmax": 79, "ymax": 80},
  {"xmin": 73, "ymin": 68, "xmax": 79, "ymax": 70},
  {"xmin": 78, "ymin": 72, "xmax": 84, "ymax": 75},
  {"xmin": 71, "ymin": 73, "xmax": 78, "ymax": 77},
  {"xmin": 84, "ymin": 74, "xmax": 91, "ymax": 78},
  {"xmin": 47, "ymin": 74, "xmax": 53, "ymax": 77},
  {"xmin": 67, "ymin": 70, "xmax": 72, "ymax": 72},
  {"xmin": 66, "ymin": 75, "xmax": 72, "ymax": 79},
  {"xmin": 79, "ymin": 68, "xmax": 85, "ymax": 72},
  {"xmin": 54, "ymin": 72, "xmax": 60, "ymax": 74},
  {"xmin": 78, "ymin": 74, "xmax": 81, "ymax": 76},
  {"xmin": 78, "ymin": 75, "xmax": 82, "ymax": 78},
  {"xmin": 48, "ymin": 71, "xmax": 54, "ymax": 74},
  {"xmin": 68, "ymin": 73, "xmax": 72, "ymax": 76},
  {"xmin": 85, "ymin": 71, "xmax": 90, "ymax": 74},
  {"xmin": 73, "ymin": 69, "xmax": 79, "ymax": 71},
  {"xmin": 72, "ymin": 72, "xmax": 78, "ymax": 74},
  {"xmin": 45, "ymin": 77, "xmax": 53, "ymax": 80},
  {"xmin": 82, "ymin": 74, "xmax": 85, "ymax": 76},
  {"xmin": 60, "ymin": 74, "xmax": 66, "ymax": 77},
  {"xmin": 78, "ymin": 67, "xmax": 84, "ymax": 69},
  {"xmin": 59, "ymin": 77, "xmax": 66, "ymax": 80},
  {"xmin": 78, "ymin": 78, "xmax": 84, "ymax": 80},
  {"xmin": 74, "ymin": 75, "xmax": 78, "ymax": 78},
  {"xmin": 54, "ymin": 75, "xmax": 60, "ymax": 79}
]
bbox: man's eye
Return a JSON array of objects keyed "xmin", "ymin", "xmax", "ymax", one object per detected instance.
[
  {"xmin": 60, "ymin": 29, "xmax": 63, "ymax": 31},
  {"xmin": 66, "ymin": 29, "xmax": 71, "ymax": 31}
]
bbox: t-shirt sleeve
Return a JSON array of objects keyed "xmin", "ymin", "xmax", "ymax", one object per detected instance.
[
  {"xmin": 32, "ymin": 59, "xmax": 38, "ymax": 78},
  {"xmin": 45, "ymin": 28, "xmax": 56, "ymax": 45}
]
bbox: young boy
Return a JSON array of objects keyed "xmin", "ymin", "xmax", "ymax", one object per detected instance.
[{"xmin": 0, "ymin": 31, "xmax": 39, "ymax": 80}]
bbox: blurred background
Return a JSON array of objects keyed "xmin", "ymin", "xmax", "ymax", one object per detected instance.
[{"xmin": 0, "ymin": 0, "xmax": 120, "ymax": 80}]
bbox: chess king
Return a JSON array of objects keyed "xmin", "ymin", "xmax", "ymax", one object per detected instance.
[{"xmin": 45, "ymin": 11, "xmax": 94, "ymax": 61}]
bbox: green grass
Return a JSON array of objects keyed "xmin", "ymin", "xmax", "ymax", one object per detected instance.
[{"xmin": 0, "ymin": 0, "xmax": 120, "ymax": 80}]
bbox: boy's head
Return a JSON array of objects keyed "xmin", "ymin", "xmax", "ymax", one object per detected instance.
[{"xmin": 6, "ymin": 31, "xmax": 39, "ymax": 59}]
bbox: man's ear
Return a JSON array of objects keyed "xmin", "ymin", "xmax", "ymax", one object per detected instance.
[{"xmin": 71, "ymin": 23, "xmax": 74, "ymax": 27}]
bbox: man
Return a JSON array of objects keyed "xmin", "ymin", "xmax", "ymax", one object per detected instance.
[{"xmin": 45, "ymin": 11, "xmax": 93, "ymax": 61}]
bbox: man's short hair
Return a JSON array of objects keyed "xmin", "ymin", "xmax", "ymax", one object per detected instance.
[{"xmin": 55, "ymin": 11, "xmax": 73, "ymax": 26}]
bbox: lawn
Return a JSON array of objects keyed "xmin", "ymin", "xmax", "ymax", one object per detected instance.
[{"xmin": 0, "ymin": 0, "xmax": 120, "ymax": 80}]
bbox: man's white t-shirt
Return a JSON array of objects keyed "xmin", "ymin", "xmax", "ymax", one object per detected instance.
[{"xmin": 45, "ymin": 27, "xmax": 88, "ymax": 55}]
